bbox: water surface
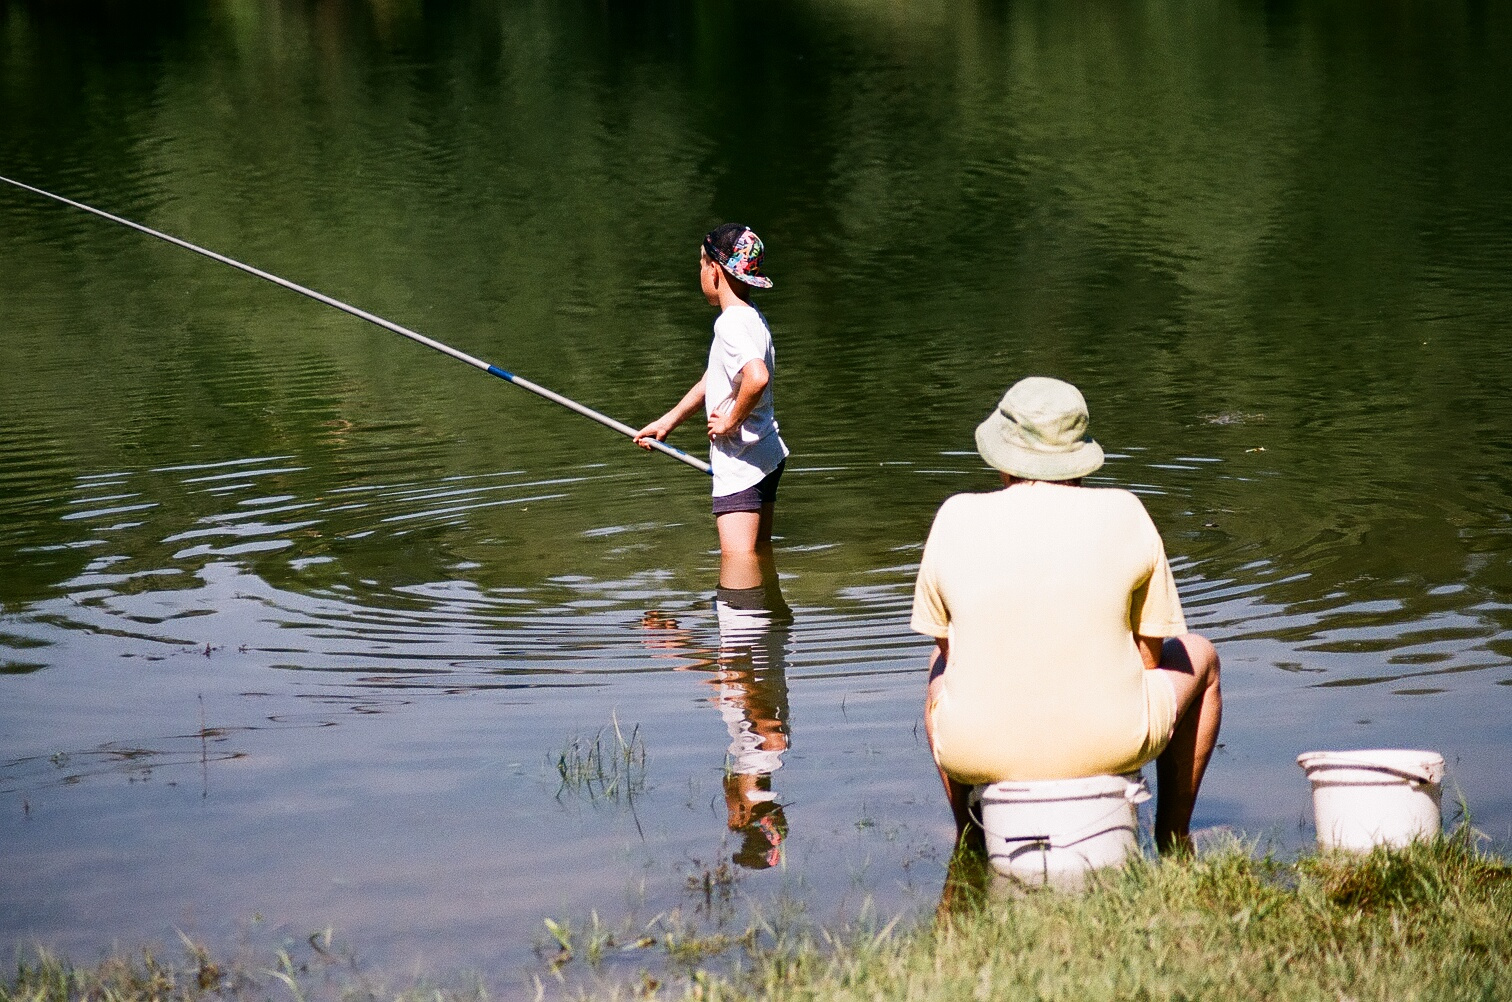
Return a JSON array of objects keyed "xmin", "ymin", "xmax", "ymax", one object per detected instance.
[{"xmin": 3, "ymin": 0, "xmax": 1511, "ymax": 990}]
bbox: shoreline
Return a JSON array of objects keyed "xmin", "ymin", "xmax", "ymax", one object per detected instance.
[{"xmin": 8, "ymin": 833, "xmax": 1509, "ymax": 1002}]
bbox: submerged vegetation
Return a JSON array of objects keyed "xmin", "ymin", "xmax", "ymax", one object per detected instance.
[
  {"xmin": 6, "ymin": 835, "xmax": 1509, "ymax": 1002},
  {"xmin": 553, "ymin": 713, "xmax": 649, "ymax": 803}
]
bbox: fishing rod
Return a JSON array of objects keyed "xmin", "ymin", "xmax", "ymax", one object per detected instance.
[{"xmin": 0, "ymin": 173, "xmax": 712, "ymax": 475}]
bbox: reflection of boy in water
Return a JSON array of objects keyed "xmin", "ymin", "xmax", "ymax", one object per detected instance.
[
  {"xmin": 633, "ymin": 550, "xmax": 794, "ymax": 870},
  {"xmin": 714, "ymin": 550, "xmax": 792, "ymax": 870},
  {"xmin": 726, "ymin": 776, "xmax": 787, "ymax": 870}
]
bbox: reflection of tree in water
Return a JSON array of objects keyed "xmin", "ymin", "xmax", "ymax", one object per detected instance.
[{"xmin": 712, "ymin": 558, "xmax": 792, "ymax": 871}]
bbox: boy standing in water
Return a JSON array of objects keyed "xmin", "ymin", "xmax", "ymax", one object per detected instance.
[{"xmin": 636, "ymin": 224, "xmax": 789, "ymax": 563}]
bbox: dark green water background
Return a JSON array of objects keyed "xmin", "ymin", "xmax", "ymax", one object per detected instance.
[{"xmin": 3, "ymin": 0, "xmax": 1511, "ymax": 988}]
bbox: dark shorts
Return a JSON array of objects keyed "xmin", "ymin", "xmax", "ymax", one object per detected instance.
[{"xmin": 712, "ymin": 460, "xmax": 785, "ymax": 515}]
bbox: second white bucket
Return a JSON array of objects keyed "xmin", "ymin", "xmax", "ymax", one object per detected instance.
[
  {"xmin": 971, "ymin": 773, "xmax": 1149, "ymax": 889},
  {"xmin": 1297, "ymin": 749, "xmax": 1444, "ymax": 851}
]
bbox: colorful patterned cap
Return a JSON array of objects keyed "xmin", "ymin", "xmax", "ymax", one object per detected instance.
[{"xmin": 704, "ymin": 226, "xmax": 774, "ymax": 288}]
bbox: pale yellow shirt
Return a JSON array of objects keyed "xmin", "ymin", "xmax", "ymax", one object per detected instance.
[{"xmin": 911, "ymin": 482, "xmax": 1186, "ymax": 783}]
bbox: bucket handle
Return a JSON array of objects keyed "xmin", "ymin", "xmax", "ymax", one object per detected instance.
[
  {"xmin": 968, "ymin": 797, "xmax": 1142, "ymax": 851},
  {"xmin": 1313, "ymin": 765, "xmax": 1438, "ymax": 784},
  {"xmin": 966, "ymin": 774, "xmax": 1150, "ymax": 850},
  {"xmin": 1297, "ymin": 756, "xmax": 1442, "ymax": 785}
]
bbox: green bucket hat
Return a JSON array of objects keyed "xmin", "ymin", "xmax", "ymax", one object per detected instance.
[{"xmin": 974, "ymin": 376, "xmax": 1104, "ymax": 481}]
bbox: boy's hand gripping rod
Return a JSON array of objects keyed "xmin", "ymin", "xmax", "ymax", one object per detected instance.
[{"xmin": 0, "ymin": 174, "xmax": 712, "ymax": 476}]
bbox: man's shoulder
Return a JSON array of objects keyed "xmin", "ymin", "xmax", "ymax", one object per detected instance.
[
  {"xmin": 936, "ymin": 485, "xmax": 1150, "ymax": 524},
  {"xmin": 932, "ymin": 489, "xmax": 1001, "ymax": 524},
  {"xmin": 1077, "ymin": 486, "xmax": 1160, "ymax": 536},
  {"xmin": 1092, "ymin": 485, "xmax": 1152, "ymax": 511},
  {"xmin": 1083, "ymin": 484, "xmax": 1144, "ymax": 509}
]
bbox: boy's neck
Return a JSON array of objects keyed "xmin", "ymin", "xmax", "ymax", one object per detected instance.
[{"xmin": 716, "ymin": 282, "xmax": 752, "ymax": 312}]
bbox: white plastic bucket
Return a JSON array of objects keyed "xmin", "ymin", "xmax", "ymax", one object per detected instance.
[
  {"xmin": 971, "ymin": 773, "xmax": 1149, "ymax": 889},
  {"xmin": 1297, "ymin": 749, "xmax": 1444, "ymax": 851}
]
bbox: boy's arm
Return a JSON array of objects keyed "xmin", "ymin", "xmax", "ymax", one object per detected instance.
[
  {"xmin": 707, "ymin": 360, "xmax": 769, "ymax": 439},
  {"xmin": 635, "ymin": 376, "xmax": 706, "ymax": 449}
]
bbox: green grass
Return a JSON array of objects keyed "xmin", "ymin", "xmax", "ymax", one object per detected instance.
[
  {"xmin": 553, "ymin": 711, "xmax": 648, "ymax": 803},
  {"xmin": 5, "ymin": 835, "xmax": 1510, "ymax": 1002},
  {"xmin": 683, "ymin": 832, "xmax": 1512, "ymax": 1002}
]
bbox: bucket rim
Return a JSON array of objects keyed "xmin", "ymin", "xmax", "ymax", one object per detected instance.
[
  {"xmin": 1296, "ymin": 749, "xmax": 1444, "ymax": 784},
  {"xmin": 974, "ymin": 772, "xmax": 1148, "ymax": 803}
]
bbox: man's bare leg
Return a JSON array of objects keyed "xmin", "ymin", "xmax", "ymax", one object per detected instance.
[
  {"xmin": 923, "ymin": 641, "xmax": 984, "ymax": 854},
  {"xmin": 1152, "ymin": 634, "xmax": 1222, "ymax": 854}
]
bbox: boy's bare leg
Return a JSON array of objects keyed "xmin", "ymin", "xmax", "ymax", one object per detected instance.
[
  {"xmin": 1153, "ymin": 634, "xmax": 1222, "ymax": 854},
  {"xmin": 718, "ymin": 549, "xmax": 761, "ymax": 590},
  {"xmin": 755, "ymin": 502, "xmax": 774, "ymax": 545},
  {"xmin": 715, "ymin": 503, "xmax": 774, "ymax": 557}
]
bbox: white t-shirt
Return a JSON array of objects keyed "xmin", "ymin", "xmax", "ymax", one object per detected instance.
[{"xmin": 706, "ymin": 303, "xmax": 789, "ymax": 497}]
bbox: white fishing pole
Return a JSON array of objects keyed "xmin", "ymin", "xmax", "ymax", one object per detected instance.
[{"xmin": 0, "ymin": 173, "xmax": 712, "ymax": 475}]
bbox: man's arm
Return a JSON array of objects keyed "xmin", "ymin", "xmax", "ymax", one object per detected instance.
[
  {"xmin": 928, "ymin": 637, "xmax": 950, "ymax": 680},
  {"xmin": 635, "ymin": 376, "xmax": 706, "ymax": 449},
  {"xmin": 1138, "ymin": 635, "xmax": 1164, "ymax": 669}
]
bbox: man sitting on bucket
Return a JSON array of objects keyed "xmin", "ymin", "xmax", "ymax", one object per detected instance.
[{"xmin": 911, "ymin": 376, "xmax": 1222, "ymax": 854}]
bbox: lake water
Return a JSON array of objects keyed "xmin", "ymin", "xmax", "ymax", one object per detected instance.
[{"xmin": 3, "ymin": 0, "xmax": 1511, "ymax": 992}]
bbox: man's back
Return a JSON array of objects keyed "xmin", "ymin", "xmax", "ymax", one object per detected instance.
[{"xmin": 911, "ymin": 480, "xmax": 1186, "ymax": 782}]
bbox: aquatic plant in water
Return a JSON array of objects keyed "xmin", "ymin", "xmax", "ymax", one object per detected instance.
[{"xmin": 553, "ymin": 711, "xmax": 647, "ymax": 803}]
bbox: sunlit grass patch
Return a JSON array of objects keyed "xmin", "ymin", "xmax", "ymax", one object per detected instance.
[
  {"xmin": 682, "ymin": 831, "xmax": 1512, "ymax": 1002},
  {"xmin": 5, "ymin": 834, "xmax": 1509, "ymax": 1002}
]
